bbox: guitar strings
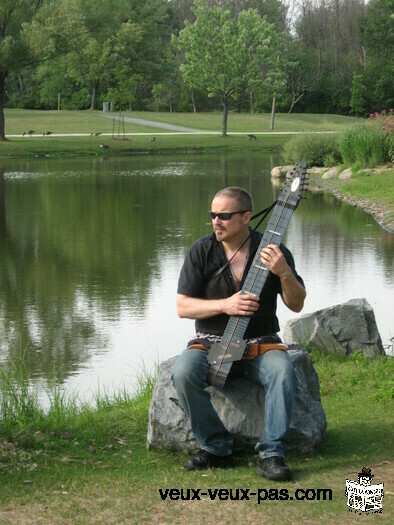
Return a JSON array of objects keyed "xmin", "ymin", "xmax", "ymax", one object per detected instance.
[{"xmin": 210, "ymin": 166, "xmax": 303, "ymax": 383}]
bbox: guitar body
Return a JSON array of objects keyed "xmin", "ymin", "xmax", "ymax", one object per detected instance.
[{"xmin": 207, "ymin": 161, "xmax": 307, "ymax": 388}]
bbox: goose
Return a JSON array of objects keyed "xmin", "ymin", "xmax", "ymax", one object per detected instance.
[
  {"xmin": 23, "ymin": 130, "xmax": 34, "ymax": 136},
  {"xmin": 100, "ymin": 143, "xmax": 109, "ymax": 149},
  {"xmin": 43, "ymin": 131, "xmax": 53, "ymax": 136},
  {"xmin": 91, "ymin": 132, "xmax": 102, "ymax": 136}
]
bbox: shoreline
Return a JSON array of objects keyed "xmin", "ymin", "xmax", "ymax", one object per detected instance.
[
  {"xmin": 272, "ymin": 165, "xmax": 394, "ymax": 234},
  {"xmin": 314, "ymin": 181, "xmax": 394, "ymax": 234}
]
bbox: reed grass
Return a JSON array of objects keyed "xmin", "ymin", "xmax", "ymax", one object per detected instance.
[
  {"xmin": 0, "ymin": 352, "xmax": 157, "ymax": 438},
  {"xmin": 338, "ymin": 123, "xmax": 390, "ymax": 168}
]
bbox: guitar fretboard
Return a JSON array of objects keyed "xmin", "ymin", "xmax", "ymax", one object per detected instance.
[
  {"xmin": 207, "ymin": 161, "xmax": 306, "ymax": 388},
  {"xmin": 221, "ymin": 193, "xmax": 297, "ymax": 344}
]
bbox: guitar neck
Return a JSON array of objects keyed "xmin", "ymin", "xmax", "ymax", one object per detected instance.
[{"xmin": 221, "ymin": 188, "xmax": 299, "ymax": 344}]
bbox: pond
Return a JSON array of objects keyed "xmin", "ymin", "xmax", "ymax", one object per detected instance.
[{"xmin": 0, "ymin": 152, "xmax": 393, "ymax": 405}]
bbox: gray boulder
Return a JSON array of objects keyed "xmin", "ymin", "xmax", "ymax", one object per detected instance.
[
  {"xmin": 147, "ymin": 345, "xmax": 326, "ymax": 454},
  {"xmin": 283, "ymin": 298, "xmax": 384, "ymax": 357}
]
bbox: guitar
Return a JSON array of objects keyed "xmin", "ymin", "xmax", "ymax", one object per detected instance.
[{"xmin": 206, "ymin": 161, "xmax": 307, "ymax": 388}]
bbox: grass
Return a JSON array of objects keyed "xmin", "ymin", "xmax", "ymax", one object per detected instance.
[
  {"xmin": 3, "ymin": 109, "xmax": 168, "ymax": 135},
  {"xmin": 312, "ymin": 167, "xmax": 394, "ymax": 231},
  {"xmin": 340, "ymin": 169, "xmax": 394, "ymax": 203},
  {"xmin": 0, "ymin": 350, "xmax": 393, "ymax": 524},
  {"xmin": 0, "ymin": 110, "xmax": 363, "ymax": 160},
  {"xmin": 0, "ymin": 133, "xmax": 288, "ymax": 158},
  {"xmin": 115, "ymin": 111, "xmax": 362, "ymax": 132},
  {"xmin": 338, "ymin": 124, "xmax": 391, "ymax": 167},
  {"xmin": 3, "ymin": 109, "xmax": 362, "ymax": 135}
]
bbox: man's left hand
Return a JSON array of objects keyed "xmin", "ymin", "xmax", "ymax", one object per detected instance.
[{"xmin": 259, "ymin": 244, "xmax": 291, "ymax": 278}]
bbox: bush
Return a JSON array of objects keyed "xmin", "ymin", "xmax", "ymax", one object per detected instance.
[
  {"xmin": 338, "ymin": 123, "xmax": 390, "ymax": 167},
  {"xmin": 282, "ymin": 133, "xmax": 342, "ymax": 166}
]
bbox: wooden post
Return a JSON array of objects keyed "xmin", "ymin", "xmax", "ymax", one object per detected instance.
[{"xmin": 270, "ymin": 95, "xmax": 276, "ymax": 130}]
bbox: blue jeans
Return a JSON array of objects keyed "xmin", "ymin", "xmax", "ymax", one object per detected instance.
[{"xmin": 172, "ymin": 348, "xmax": 295, "ymax": 459}]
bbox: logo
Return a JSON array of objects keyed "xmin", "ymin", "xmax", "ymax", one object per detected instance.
[
  {"xmin": 345, "ymin": 467, "xmax": 384, "ymax": 514},
  {"xmin": 291, "ymin": 177, "xmax": 300, "ymax": 192}
]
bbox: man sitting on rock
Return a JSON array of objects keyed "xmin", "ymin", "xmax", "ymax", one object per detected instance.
[{"xmin": 172, "ymin": 186, "xmax": 306, "ymax": 481}]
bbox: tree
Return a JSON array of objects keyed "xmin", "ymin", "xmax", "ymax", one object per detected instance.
[
  {"xmin": 357, "ymin": 0, "xmax": 394, "ymax": 109},
  {"xmin": 174, "ymin": 0, "xmax": 287, "ymax": 136},
  {"xmin": 0, "ymin": 0, "xmax": 82, "ymax": 140}
]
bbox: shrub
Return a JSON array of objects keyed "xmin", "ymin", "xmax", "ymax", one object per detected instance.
[
  {"xmin": 367, "ymin": 109, "xmax": 394, "ymax": 163},
  {"xmin": 282, "ymin": 133, "xmax": 342, "ymax": 167},
  {"xmin": 338, "ymin": 122, "xmax": 391, "ymax": 167}
]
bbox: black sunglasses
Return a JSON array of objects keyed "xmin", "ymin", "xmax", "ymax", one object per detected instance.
[{"xmin": 209, "ymin": 210, "xmax": 248, "ymax": 221}]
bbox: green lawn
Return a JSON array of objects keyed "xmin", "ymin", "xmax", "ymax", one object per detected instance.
[
  {"xmin": 0, "ymin": 350, "xmax": 393, "ymax": 524},
  {"xmin": 121, "ymin": 111, "xmax": 362, "ymax": 132},
  {"xmin": 3, "ymin": 109, "xmax": 363, "ymax": 136},
  {"xmin": 0, "ymin": 133, "xmax": 288, "ymax": 158},
  {"xmin": 3, "ymin": 109, "xmax": 169, "ymax": 135}
]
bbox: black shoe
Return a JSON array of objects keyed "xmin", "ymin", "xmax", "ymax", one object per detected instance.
[
  {"xmin": 184, "ymin": 450, "xmax": 234, "ymax": 471},
  {"xmin": 255, "ymin": 456, "xmax": 291, "ymax": 481}
]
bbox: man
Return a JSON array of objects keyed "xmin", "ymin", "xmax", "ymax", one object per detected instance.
[{"xmin": 172, "ymin": 187, "xmax": 306, "ymax": 481}]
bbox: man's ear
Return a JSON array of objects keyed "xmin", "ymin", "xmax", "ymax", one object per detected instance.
[{"xmin": 244, "ymin": 211, "xmax": 252, "ymax": 224}]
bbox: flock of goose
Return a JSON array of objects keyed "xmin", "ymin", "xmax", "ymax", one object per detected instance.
[
  {"xmin": 22, "ymin": 130, "xmax": 53, "ymax": 136},
  {"xmin": 21, "ymin": 131, "xmax": 159, "ymax": 150}
]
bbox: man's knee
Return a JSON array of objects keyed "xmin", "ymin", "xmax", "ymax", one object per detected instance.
[
  {"xmin": 263, "ymin": 351, "xmax": 295, "ymax": 388},
  {"xmin": 172, "ymin": 350, "xmax": 208, "ymax": 390}
]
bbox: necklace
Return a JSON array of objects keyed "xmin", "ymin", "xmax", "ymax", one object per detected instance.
[{"xmin": 228, "ymin": 246, "xmax": 249, "ymax": 289}]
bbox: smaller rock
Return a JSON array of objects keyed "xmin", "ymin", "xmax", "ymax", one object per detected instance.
[
  {"xmin": 322, "ymin": 167, "xmax": 339, "ymax": 179},
  {"xmin": 338, "ymin": 168, "xmax": 352, "ymax": 180},
  {"xmin": 307, "ymin": 167, "xmax": 326, "ymax": 175},
  {"xmin": 271, "ymin": 165, "xmax": 292, "ymax": 178},
  {"xmin": 283, "ymin": 298, "xmax": 384, "ymax": 357}
]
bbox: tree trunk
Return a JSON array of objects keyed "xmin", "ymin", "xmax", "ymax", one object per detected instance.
[
  {"xmin": 0, "ymin": 166, "xmax": 6, "ymax": 236},
  {"xmin": 221, "ymin": 97, "xmax": 228, "ymax": 137},
  {"xmin": 270, "ymin": 95, "xmax": 276, "ymax": 131},
  {"xmin": 191, "ymin": 89, "xmax": 196, "ymax": 113},
  {"xmin": 90, "ymin": 81, "xmax": 97, "ymax": 110},
  {"xmin": 249, "ymin": 91, "xmax": 254, "ymax": 113},
  {"xmin": 0, "ymin": 74, "xmax": 6, "ymax": 141}
]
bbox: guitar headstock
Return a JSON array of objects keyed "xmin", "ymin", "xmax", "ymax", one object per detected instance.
[{"xmin": 278, "ymin": 161, "xmax": 308, "ymax": 210}]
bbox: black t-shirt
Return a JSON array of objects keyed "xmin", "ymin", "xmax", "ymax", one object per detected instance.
[{"xmin": 177, "ymin": 230, "xmax": 304, "ymax": 338}]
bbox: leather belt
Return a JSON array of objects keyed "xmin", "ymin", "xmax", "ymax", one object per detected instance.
[{"xmin": 188, "ymin": 342, "xmax": 287, "ymax": 360}]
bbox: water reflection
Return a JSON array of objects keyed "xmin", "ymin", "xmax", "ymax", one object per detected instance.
[{"xmin": 0, "ymin": 154, "xmax": 392, "ymax": 404}]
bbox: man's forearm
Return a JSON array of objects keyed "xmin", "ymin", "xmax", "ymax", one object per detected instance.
[
  {"xmin": 177, "ymin": 292, "xmax": 260, "ymax": 319},
  {"xmin": 280, "ymin": 272, "xmax": 306, "ymax": 312},
  {"xmin": 177, "ymin": 294, "xmax": 224, "ymax": 319}
]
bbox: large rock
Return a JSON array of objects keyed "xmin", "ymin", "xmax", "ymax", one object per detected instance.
[
  {"xmin": 283, "ymin": 298, "xmax": 384, "ymax": 357},
  {"xmin": 147, "ymin": 345, "xmax": 326, "ymax": 454}
]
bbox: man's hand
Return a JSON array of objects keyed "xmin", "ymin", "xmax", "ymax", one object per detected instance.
[
  {"xmin": 260, "ymin": 244, "xmax": 306, "ymax": 312},
  {"xmin": 260, "ymin": 244, "xmax": 292, "ymax": 278},
  {"xmin": 177, "ymin": 291, "xmax": 259, "ymax": 320},
  {"xmin": 221, "ymin": 291, "xmax": 259, "ymax": 316}
]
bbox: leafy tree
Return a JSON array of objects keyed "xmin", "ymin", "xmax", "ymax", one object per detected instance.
[
  {"xmin": 174, "ymin": 0, "xmax": 287, "ymax": 135},
  {"xmin": 64, "ymin": 0, "xmax": 136, "ymax": 110},
  {"xmin": 358, "ymin": 0, "xmax": 394, "ymax": 109},
  {"xmin": 357, "ymin": 0, "xmax": 394, "ymax": 59},
  {"xmin": 0, "ymin": 0, "xmax": 82, "ymax": 140}
]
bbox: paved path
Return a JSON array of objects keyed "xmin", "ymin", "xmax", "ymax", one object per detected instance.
[
  {"xmin": 91, "ymin": 112, "xmax": 208, "ymax": 133},
  {"xmin": 7, "ymin": 131, "xmax": 337, "ymax": 138}
]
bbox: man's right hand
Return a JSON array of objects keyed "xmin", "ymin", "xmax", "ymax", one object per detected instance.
[
  {"xmin": 221, "ymin": 291, "xmax": 259, "ymax": 316},
  {"xmin": 177, "ymin": 292, "xmax": 259, "ymax": 320}
]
